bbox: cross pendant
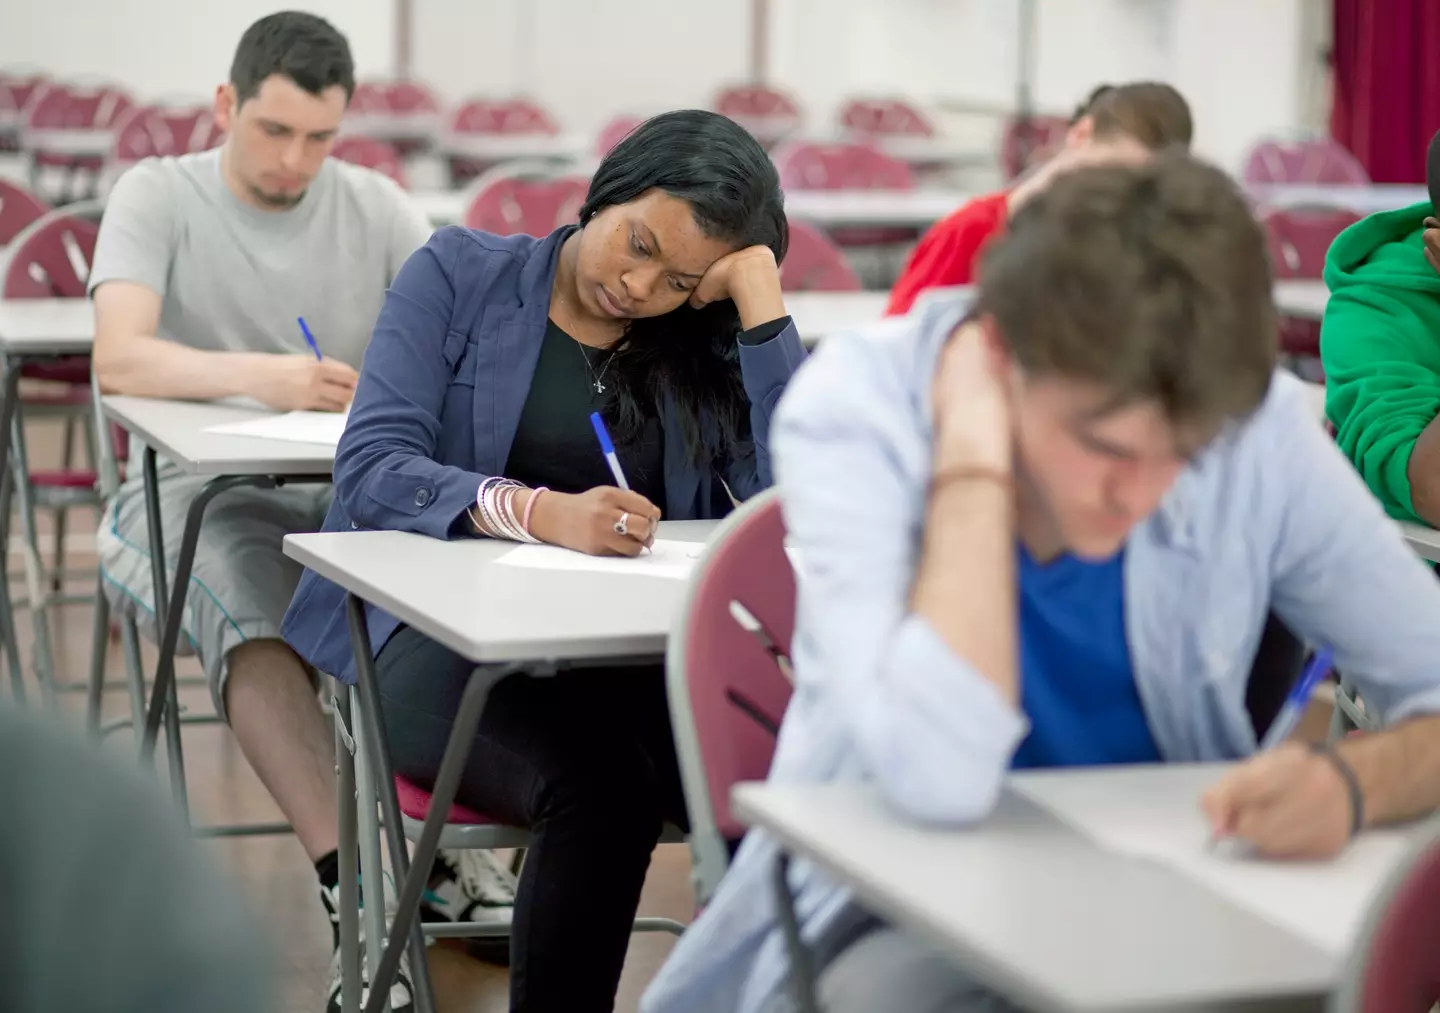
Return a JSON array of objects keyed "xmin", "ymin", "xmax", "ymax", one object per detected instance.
[{"xmin": 595, "ymin": 380, "xmax": 606, "ymax": 394}]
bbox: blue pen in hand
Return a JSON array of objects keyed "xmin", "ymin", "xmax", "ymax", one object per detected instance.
[
  {"xmin": 589, "ymin": 411, "xmax": 630, "ymax": 491},
  {"xmin": 298, "ymin": 316, "xmax": 322, "ymax": 362}
]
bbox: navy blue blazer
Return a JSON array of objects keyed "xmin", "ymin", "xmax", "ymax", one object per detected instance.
[{"xmin": 282, "ymin": 225, "xmax": 808, "ymax": 682}]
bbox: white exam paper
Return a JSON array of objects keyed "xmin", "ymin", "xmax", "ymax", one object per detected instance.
[
  {"xmin": 203, "ymin": 410, "xmax": 349, "ymax": 447},
  {"xmin": 1013, "ymin": 766, "xmax": 1414, "ymax": 956},
  {"xmin": 495, "ymin": 539, "xmax": 704, "ymax": 580}
]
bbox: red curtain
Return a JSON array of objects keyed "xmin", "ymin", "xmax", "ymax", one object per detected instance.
[{"xmin": 1331, "ymin": 0, "xmax": 1440, "ymax": 184}]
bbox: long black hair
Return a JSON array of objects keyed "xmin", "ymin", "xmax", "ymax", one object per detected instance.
[{"xmin": 577, "ymin": 109, "xmax": 789, "ymax": 468}]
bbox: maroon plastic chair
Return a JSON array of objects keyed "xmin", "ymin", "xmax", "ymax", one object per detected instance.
[
  {"xmin": 109, "ymin": 103, "xmax": 222, "ymax": 168},
  {"xmin": 773, "ymin": 141, "xmax": 916, "ymax": 247},
  {"xmin": 1001, "ymin": 114, "xmax": 1070, "ymax": 180},
  {"xmin": 714, "ymin": 85, "xmax": 802, "ymax": 148},
  {"xmin": 594, "ymin": 115, "xmax": 644, "ymax": 158},
  {"xmin": 1260, "ymin": 206, "xmax": 1359, "ymax": 357},
  {"xmin": 344, "ymin": 79, "xmax": 439, "ymax": 157},
  {"xmin": 330, "ymin": 135, "xmax": 407, "ymax": 187},
  {"xmin": 23, "ymin": 82, "xmax": 134, "ymax": 202},
  {"xmin": 1330, "ymin": 826, "xmax": 1440, "ymax": 1013},
  {"xmin": 463, "ymin": 175, "xmax": 588, "ymax": 237},
  {"xmin": 445, "ymin": 97, "xmax": 560, "ymax": 186},
  {"xmin": 0, "ymin": 70, "xmax": 46, "ymax": 153},
  {"xmin": 780, "ymin": 221, "xmax": 861, "ymax": 292},
  {"xmin": 0, "ymin": 178, "xmax": 48, "ymax": 248},
  {"xmin": 1243, "ymin": 138, "xmax": 1369, "ymax": 186},
  {"xmin": 839, "ymin": 97, "xmax": 935, "ymax": 138},
  {"xmin": 666, "ymin": 488, "xmax": 796, "ymax": 902}
]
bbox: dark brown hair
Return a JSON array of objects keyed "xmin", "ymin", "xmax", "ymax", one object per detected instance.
[
  {"xmin": 1074, "ymin": 82, "xmax": 1194, "ymax": 151},
  {"xmin": 977, "ymin": 152, "xmax": 1276, "ymax": 433}
]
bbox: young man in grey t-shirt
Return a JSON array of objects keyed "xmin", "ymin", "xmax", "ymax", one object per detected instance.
[{"xmin": 88, "ymin": 14, "xmax": 513, "ymax": 1010}]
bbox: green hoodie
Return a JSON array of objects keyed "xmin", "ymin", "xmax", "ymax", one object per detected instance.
[{"xmin": 1322, "ymin": 200, "xmax": 1440, "ymax": 523}]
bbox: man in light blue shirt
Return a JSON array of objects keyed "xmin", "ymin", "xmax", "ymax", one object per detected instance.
[{"xmin": 644, "ymin": 154, "xmax": 1440, "ymax": 1013}]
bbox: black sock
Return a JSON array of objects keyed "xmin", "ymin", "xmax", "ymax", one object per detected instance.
[{"xmin": 315, "ymin": 849, "xmax": 341, "ymax": 893}]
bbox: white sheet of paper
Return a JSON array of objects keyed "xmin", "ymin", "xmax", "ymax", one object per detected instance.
[
  {"xmin": 1013, "ymin": 767, "xmax": 1413, "ymax": 956},
  {"xmin": 203, "ymin": 410, "xmax": 349, "ymax": 447},
  {"xmin": 495, "ymin": 539, "xmax": 704, "ymax": 580}
]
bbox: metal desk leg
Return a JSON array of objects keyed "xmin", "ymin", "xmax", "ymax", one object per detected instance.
[
  {"xmin": 8, "ymin": 398, "xmax": 56, "ymax": 705},
  {"xmin": 346, "ymin": 595, "xmax": 439, "ymax": 1013},
  {"xmin": 334, "ymin": 683, "xmax": 363, "ymax": 1013},
  {"xmin": 139, "ymin": 447, "xmax": 185, "ymax": 811},
  {"xmin": 773, "ymin": 851, "xmax": 822, "ymax": 1013},
  {"xmin": 347, "ymin": 593, "xmax": 501, "ymax": 1013},
  {"xmin": 0, "ymin": 357, "xmax": 21, "ymax": 702}
]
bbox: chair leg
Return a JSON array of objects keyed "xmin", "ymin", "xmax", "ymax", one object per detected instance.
[
  {"xmin": 334, "ymin": 683, "xmax": 364, "ymax": 1013},
  {"xmin": 351, "ymin": 686, "xmax": 389, "ymax": 982},
  {"xmin": 9, "ymin": 415, "xmax": 57, "ymax": 707},
  {"xmin": 86, "ymin": 572, "xmax": 110, "ymax": 732},
  {"xmin": 51, "ymin": 414, "xmax": 77, "ymax": 592}
]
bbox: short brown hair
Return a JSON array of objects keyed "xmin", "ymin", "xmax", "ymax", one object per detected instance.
[
  {"xmin": 977, "ymin": 152, "xmax": 1276, "ymax": 433},
  {"xmin": 1078, "ymin": 82, "xmax": 1193, "ymax": 151}
]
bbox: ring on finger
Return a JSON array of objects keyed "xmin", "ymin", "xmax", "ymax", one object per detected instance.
[{"xmin": 614, "ymin": 511, "xmax": 630, "ymax": 536}]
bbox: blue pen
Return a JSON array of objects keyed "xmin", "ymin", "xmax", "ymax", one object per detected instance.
[
  {"xmin": 1257, "ymin": 646, "xmax": 1335, "ymax": 751},
  {"xmin": 297, "ymin": 316, "xmax": 322, "ymax": 362},
  {"xmin": 589, "ymin": 412, "xmax": 630, "ymax": 491}
]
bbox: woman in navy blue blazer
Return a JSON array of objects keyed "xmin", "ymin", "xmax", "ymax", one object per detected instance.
[{"xmin": 283, "ymin": 110, "xmax": 805, "ymax": 1012}]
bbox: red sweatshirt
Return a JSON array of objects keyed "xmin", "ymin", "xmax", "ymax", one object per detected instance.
[{"xmin": 885, "ymin": 191, "xmax": 1009, "ymax": 315}]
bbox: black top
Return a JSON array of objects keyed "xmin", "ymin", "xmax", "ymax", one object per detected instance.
[{"xmin": 503, "ymin": 316, "xmax": 792, "ymax": 515}]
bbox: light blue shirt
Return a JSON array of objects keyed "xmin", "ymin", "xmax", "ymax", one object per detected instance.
[{"xmin": 642, "ymin": 299, "xmax": 1440, "ymax": 1013}]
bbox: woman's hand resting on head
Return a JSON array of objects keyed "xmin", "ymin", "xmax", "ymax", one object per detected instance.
[
  {"xmin": 690, "ymin": 245, "xmax": 787, "ymax": 329},
  {"xmin": 527, "ymin": 486, "xmax": 662, "ymax": 557}
]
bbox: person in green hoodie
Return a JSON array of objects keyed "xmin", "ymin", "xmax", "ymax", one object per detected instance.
[{"xmin": 1321, "ymin": 129, "xmax": 1440, "ymax": 527}]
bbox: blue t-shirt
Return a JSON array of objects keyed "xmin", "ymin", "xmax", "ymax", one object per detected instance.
[{"xmin": 1011, "ymin": 545, "xmax": 1161, "ymax": 769}]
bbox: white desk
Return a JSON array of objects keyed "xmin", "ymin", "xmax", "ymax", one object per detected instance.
[
  {"xmin": 284, "ymin": 522, "xmax": 713, "ymax": 1007},
  {"xmin": 1250, "ymin": 183, "xmax": 1427, "ymax": 216},
  {"xmin": 786, "ymin": 291, "xmax": 890, "ymax": 344},
  {"xmin": 1273, "ymin": 279, "xmax": 1329, "ymax": 322},
  {"xmin": 101, "ymin": 395, "xmax": 337, "ymax": 477},
  {"xmin": 1400, "ymin": 522, "xmax": 1440, "ymax": 564},
  {"xmin": 861, "ymin": 136, "xmax": 993, "ymax": 169},
  {"xmin": 284, "ymin": 522, "xmax": 714, "ymax": 665},
  {"xmin": 437, "ymin": 133, "xmax": 588, "ymax": 164},
  {"xmin": 736, "ymin": 767, "xmax": 1433, "ymax": 1013},
  {"xmin": 0, "ymin": 298, "xmax": 95, "ymax": 355}
]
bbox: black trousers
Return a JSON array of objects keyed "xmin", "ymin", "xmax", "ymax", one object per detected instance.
[{"xmin": 375, "ymin": 625, "xmax": 689, "ymax": 1013}]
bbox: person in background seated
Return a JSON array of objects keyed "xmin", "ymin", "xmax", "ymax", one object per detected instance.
[
  {"xmin": 282, "ymin": 109, "xmax": 805, "ymax": 1013},
  {"xmin": 644, "ymin": 154, "xmax": 1440, "ymax": 1013},
  {"xmin": 884, "ymin": 81, "xmax": 1194, "ymax": 316},
  {"xmin": 87, "ymin": 13, "xmax": 512, "ymax": 1011},
  {"xmin": 1320, "ymin": 128, "xmax": 1440, "ymax": 529},
  {"xmin": 0, "ymin": 706, "xmax": 271, "ymax": 1013}
]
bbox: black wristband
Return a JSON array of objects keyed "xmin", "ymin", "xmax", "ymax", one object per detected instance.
[{"xmin": 1310, "ymin": 742, "xmax": 1365, "ymax": 838}]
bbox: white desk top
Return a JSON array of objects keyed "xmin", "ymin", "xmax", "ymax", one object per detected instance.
[
  {"xmin": 436, "ymin": 133, "xmax": 588, "ymax": 162},
  {"xmin": 1249, "ymin": 183, "xmax": 1427, "ymax": 216},
  {"xmin": 102, "ymin": 395, "xmax": 336, "ymax": 477},
  {"xmin": 1273, "ymin": 279, "xmax": 1329, "ymax": 322},
  {"xmin": 0, "ymin": 298, "xmax": 95, "ymax": 355},
  {"xmin": 736, "ymin": 767, "xmax": 1432, "ymax": 1013},
  {"xmin": 785, "ymin": 291, "xmax": 890, "ymax": 344},
  {"xmin": 1400, "ymin": 521, "xmax": 1440, "ymax": 563},
  {"xmin": 283, "ymin": 522, "xmax": 716, "ymax": 664}
]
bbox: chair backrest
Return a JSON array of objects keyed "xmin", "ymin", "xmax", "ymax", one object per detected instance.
[
  {"xmin": 24, "ymin": 81, "xmax": 133, "ymax": 134},
  {"xmin": 1330, "ymin": 823, "xmax": 1440, "ymax": 1013},
  {"xmin": 839, "ymin": 97, "xmax": 934, "ymax": 138},
  {"xmin": 595, "ymin": 115, "xmax": 645, "ymax": 157},
  {"xmin": 1243, "ymin": 138, "xmax": 1369, "ymax": 186},
  {"xmin": 0, "ymin": 178, "xmax": 49, "ymax": 247},
  {"xmin": 773, "ymin": 141, "xmax": 914, "ymax": 192},
  {"xmin": 1260, "ymin": 206, "xmax": 1359, "ymax": 279},
  {"xmin": 714, "ymin": 85, "xmax": 802, "ymax": 146},
  {"xmin": 1001, "ymin": 114, "xmax": 1070, "ymax": 180},
  {"xmin": 780, "ymin": 220, "xmax": 861, "ymax": 292},
  {"xmin": 2, "ymin": 209, "xmax": 98, "ymax": 298},
  {"xmin": 450, "ymin": 97, "xmax": 559, "ymax": 136},
  {"xmin": 667, "ymin": 487, "xmax": 796, "ymax": 902},
  {"xmin": 330, "ymin": 136, "xmax": 407, "ymax": 187},
  {"xmin": 0, "ymin": 70, "xmax": 47, "ymax": 130},
  {"xmin": 110, "ymin": 103, "xmax": 221, "ymax": 165},
  {"xmin": 463, "ymin": 173, "xmax": 588, "ymax": 236}
]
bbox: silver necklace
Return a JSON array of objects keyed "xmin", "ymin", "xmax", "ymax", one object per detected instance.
[{"xmin": 574, "ymin": 339, "xmax": 617, "ymax": 394}]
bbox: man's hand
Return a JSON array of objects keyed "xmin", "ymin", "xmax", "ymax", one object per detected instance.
[
  {"xmin": 1201, "ymin": 743, "xmax": 1356, "ymax": 859},
  {"xmin": 251, "ymin": 355, "xmax": 359, "ymax": 412}
]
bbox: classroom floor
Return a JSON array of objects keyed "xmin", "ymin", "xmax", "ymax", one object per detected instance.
[{"xmin": 5, "ymin": 409, "xmax": 691, "ymax": 1012}]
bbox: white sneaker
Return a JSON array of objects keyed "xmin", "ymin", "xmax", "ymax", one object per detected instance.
[{"xmin": 321, "ymin": 879, "xmax": 417, "ymax": 1013}]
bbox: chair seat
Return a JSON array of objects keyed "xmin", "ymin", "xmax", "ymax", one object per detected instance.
[
  {"xmin": 20, "ymin": 358, "xmax": 90, "ymax": 385},
  {"xmin": 394, "ymin": 775, "xmax": 501, "ymax": 826},
  {"xmin": 20, "ymin": 386, "xmax": 91, "ymax": 409},
  {"xmin": 27, "ymin": 468, "xmax": 97, "ymax": 489}
]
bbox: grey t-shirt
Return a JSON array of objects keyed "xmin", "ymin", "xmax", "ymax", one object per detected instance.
[{"xmin": 88, "ymin": 147, "xmax": 432, "ymax": 368}]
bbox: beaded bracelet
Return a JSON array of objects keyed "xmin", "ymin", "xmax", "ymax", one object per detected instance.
[{"xmin": 473, "ymin": 478, "xmax": 541, "ymax": 544}]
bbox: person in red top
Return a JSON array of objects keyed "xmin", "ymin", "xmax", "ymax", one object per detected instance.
[{"xmin": 885, "ymin": 81, "xmax": 1195, "ymax": 315}]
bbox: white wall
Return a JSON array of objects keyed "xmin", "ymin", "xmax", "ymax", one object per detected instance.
[{"xmin": 1, "ymin": 0, "xmax": 1326, "ymax": 173}]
